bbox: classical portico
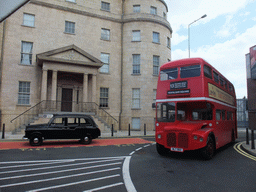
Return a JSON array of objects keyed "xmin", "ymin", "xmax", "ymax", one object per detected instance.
[{"xmin": 37, "ymin": 45, "xmax": 103, "ymax": 112}]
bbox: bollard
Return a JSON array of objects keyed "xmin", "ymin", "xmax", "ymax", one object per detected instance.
[
  {"xmin": 251, "ymin": 129, "xmax": 255, "ymax": 150},
  {"xmin": 128, "ymin": 124, "xmax": 130, "ymax": 136},
  {"xmin": 246, "ymin": 128, "xmax": 249, "ymax": 145},
  {"xmin": 2, "ymin": 123, "xmax": 5, "ymax": 139},
  {"xmin": 144, "ymin": 124, "xmax": 146, "ymax": 136},
  {"xmin": 111, "ymin": 124, "xmax": 114, "ymax": 137}
]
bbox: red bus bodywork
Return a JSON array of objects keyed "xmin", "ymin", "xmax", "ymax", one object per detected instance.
[{"xmin": 155, "ymin": 58, "xmax": 237, "ymax": 156}]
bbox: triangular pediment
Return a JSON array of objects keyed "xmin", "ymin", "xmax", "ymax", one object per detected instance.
[{"xmin": 37, "ymin": 45, "xmax": 103, "ymax": 68}]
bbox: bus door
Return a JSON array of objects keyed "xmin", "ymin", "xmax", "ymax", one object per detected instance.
[{"xmin": 215, "ymin": 109, "xmax": 226, "ymax": 146}]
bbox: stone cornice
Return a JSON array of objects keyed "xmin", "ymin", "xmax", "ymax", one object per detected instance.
[
  {"xmin": 158, "ymin": 0, "xmax": 168, "ymax": 12},
  {"xmin": 37, "ymin": 44, "xmax": 103, "ymax": 68},
  {"xmin": 123, "ymin": 14, "xmax": 172, "ymax": 33},
  {"xmin": 30, "ymin": 0, "xmax": 172, "ymax": 34}
]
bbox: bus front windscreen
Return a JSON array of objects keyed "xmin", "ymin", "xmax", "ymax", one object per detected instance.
[{"xmin": 157, "ymin": 102, "xmax": 175, "ymax": 122}]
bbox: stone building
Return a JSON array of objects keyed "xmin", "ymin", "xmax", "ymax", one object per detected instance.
[{"xmin": 0, "ymin": 0, "xmax": 172, "ymax": 132}]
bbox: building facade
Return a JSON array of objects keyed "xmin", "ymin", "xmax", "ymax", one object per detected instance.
[{"xmin": 0, "ymin": 0, "xmax": 172, "ymax": 132}]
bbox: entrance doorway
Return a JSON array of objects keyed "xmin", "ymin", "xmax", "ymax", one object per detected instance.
[{"xmin": 61, "ymin": 88, "xmax": 73, "ymax": 112}]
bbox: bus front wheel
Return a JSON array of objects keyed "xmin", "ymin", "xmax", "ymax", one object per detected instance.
[
  {"xmin": 200, "ymin": 136, "xmax": 215, "ymax": 160},
  {"xmin": 156, "ymin": 143, "xmax": 170, "ymax": 156}
]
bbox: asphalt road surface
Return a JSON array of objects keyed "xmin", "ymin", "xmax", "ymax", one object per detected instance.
[{"xmin": 0, "ymin": 132, "xmax": 255, "ymax": 192}]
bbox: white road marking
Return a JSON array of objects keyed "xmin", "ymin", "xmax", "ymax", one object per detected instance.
[
  {"xmin": 27, "ymin": 174, "xmax": 121, "ymax": 192},
  {"xmin": 0, "ymin": 156, "xmax": 126, "ymax": 164},
  {"xmin": 83, "ymin": 182, "xmax": 124, "ymax": 192},
  {"xmin": 0, "ymin": 162, "xmax": 122, "ymax": 181},
  {"xmin": 0, "ymin": 167, "xmax": 120, "ymax": 188},
  {"xmin": 123, "ymin": 156, "xmax": 137, "ymax": 192},
  {"xmin": 0, "ymin": 158, "xmax": 122, "ymax": 175}
]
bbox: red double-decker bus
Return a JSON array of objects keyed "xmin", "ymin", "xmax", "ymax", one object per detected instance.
[{"xmin": 155, "ymin": 58, "xmax": 237, "ymax": 159}]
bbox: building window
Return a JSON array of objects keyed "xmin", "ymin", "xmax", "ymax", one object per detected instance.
[
  {"xmin": 133, "ymin": 54, "xmax": 140, "ymax": 74},
  {"xmin": 133, "ymin": 5, "xmax": 140, "ymax": 13},
  {"xmin": 167, "ymin": 37, "xmax": 170, "ymax": 48},
  {"xmin": 132, "ymin": 117, "xmax": 140, "ymax": 130},
  {"xmin": 65, "ymin": 21, "xmax": 75, "ymax": 34},
  {"xmin": 153, "ymin": 89, "xmax": 157, "ymax": 108},
  {"xmin": 100, "ymin": 88, "xmax": 109, "ymax": 107},
  {"xmin": 132, "ymin": 30, "xmax": 141, "ymax": 42},
  {"xmin": 150, "ymin": 6, "xmax": 157, "ymax": 15},
  {"xmin": 23, "ymin": 13, "xmax": 35, "ymax": 27},
  {"xmin": 101, "ymin": 28, "xmax": 110, "ymax": 41},
  {"xmin": 163, "ymin": 12, "xmax": 166, "ymax": 19},
  {"xmin": 100, "ymin": 53, "xmax": 110, "ymax": 73},
  {"xmin": 18, "ymin": 81, "xmax": 30, "ymax": 105},
  {"xmin": 153, "ymin": 32, "xmax": 160, "ymax": 43},
  {"xmin": 101, "ymin": 1, "xmax": 110, "ymax": 11},
  {"xmin": 21, "ymin": 41, "xmax": 33, "ymax": 65},
  {"xmin": 132, "ymin": 88, "xmax": 140, "ymax": 108},
  {"xmin": 153, "ymin": 56, "xmax": 160, "ymax": 75},
  {"xmin": 66, "ymin": 0, "xmax": 76, "ymax": 2}
]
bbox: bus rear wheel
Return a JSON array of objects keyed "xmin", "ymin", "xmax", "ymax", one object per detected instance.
[
  {"xmin": 200, "ymin": 136, "xmax": 215, "ymax": 160},
  {"xmin": 156, "ymin": 143, "xmax": 170, "ymax": 156}
]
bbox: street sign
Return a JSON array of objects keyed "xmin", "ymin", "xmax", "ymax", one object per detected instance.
[{"xmin": 0, "ymin": 0, "xmax": 30, "ymax": 23}]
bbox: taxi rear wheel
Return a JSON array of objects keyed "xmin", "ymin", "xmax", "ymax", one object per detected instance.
[{"xmin": 80, "ymin": 134, "xmax": 92, "ymax": 145}]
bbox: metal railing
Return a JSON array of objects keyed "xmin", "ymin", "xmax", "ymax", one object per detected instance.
[{"xmin": 10, "ymin": 100, "xmax": 118, "ymax": 133}]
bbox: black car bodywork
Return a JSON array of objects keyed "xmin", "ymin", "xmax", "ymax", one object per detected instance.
[{"xmin": 23, "ymin": 113, "xmax": 101, "ymax": 146}]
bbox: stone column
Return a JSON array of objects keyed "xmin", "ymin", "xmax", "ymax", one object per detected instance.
[
  {"xmin": 92, "ymin": 74, "xmax": 97, "ymax": 103},
  {"xmin": 41, "ymin": 69, "xmax": 48, "ymax": 101},
  {"xmin": 51, "ymin": 70, "xmax": 57, "ymax": 101},
  {"xmin": 51, "ymin": 70, "xmax": 57, "ymax": 111},
  {"xmin": 83, "ymin": 73, "xmax": 88, "ymax": 103}
]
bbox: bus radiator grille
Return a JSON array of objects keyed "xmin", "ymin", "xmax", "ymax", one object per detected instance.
[
  {"xmin": 167, "ymin": 133, "xmax": 176, "ymax": 147},
  {"xmin": 178, "ymin": 133, "xmax": 188, "ymax": 148}
]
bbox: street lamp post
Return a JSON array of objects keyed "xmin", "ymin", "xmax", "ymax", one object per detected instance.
[{"xmin": 188, "ymin": 14, "xmax": 207, "ymax": 58}]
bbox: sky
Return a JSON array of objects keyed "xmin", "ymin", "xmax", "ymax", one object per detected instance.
[{"xmin": 166, "ymin": 0, "xmax": 256, "ymax": 99}]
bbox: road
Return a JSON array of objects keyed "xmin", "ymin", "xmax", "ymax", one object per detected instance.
[{"xmin": 0, "ymin": 132, "xmax": 256, "ymax": 192}]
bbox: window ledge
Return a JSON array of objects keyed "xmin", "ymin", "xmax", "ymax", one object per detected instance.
[
  {"xmin": 131, "ymin": 40, "xmax": 141, "ymax": 42},
  {"xmin": 17, "ymin": 104, "xmax": 31, "ymax": 107},
  {"xmin": 100, "ymin": 107, "xmax": 110, "ymax": 109},
  {"xmin": 132, "ymin": 108, "xmax": 141, "ymax": 110},
  {"xmin": 152, "ymin": 42, "xmax": 161, "ymax": 45},
  {"xmin": 19, "ymin": 64, "xmax": 34, "ymax": 67},
  {"xmin": 99, "ymin": 72, "xmax": 110, "ymax": 75},
  {"xmin": 64, "ymin": 32, "xmax": 76, "ymax": 35},
  {"xmin": 100, "ymin": 38, "xmax": 111, "ymax": 41},
  {"xmin": 131, "ymin": 73, "xmax": 141, "ymax": 76},
  {"xmin": 21, "ymin": 25, "xmax": 35, "ymax": 28},
  {"xmin": 101, "ymin": 9, "xmax": 110, "ymax": 12}
]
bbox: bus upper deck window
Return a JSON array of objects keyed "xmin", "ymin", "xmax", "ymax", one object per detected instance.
[
  {"xmin": 213, "ymin": 71, "xmax": 219, "ymax": 84},
  {"xmin": 220, "ymin": 77, "xmax": 224, "ymax": 86},
  {"xmin": 160, "ymin": 68, "xmax": 178, "ymax": 81},
  {"xmin": 204, "ymin": 65, "xmax": 212, "ymax": 79},
  {"xmin": 180, "ymin": 64, "xmax": 201, "ymax": 78}
]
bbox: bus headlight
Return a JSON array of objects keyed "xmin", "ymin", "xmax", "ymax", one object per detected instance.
[
  {"xmin": 193, "ymin": 135, "xmax": 198, "ymax": 140},
  {"xmin": 200, "ymin": 138, "xmax": 204, "ymax": 142},
  {"xmin": 157, "ymin": 134, "xmax": 162, "ymax": 139}
]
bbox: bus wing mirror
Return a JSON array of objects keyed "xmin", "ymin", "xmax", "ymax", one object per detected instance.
[{"xmin": 152, "ymin": 103, "xmax": 156, "ymax": 108}]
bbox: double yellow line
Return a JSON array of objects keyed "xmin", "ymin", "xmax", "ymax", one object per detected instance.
[{"xmin": 234, "ymin": 142, "xmax": 256, "ymax": 161}]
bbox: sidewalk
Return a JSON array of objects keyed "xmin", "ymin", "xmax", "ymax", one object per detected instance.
[
  {"xmin": 0, "ymin": 130, "xmax": 155, "ymax": 141},
  {"xmin": 240, "ymin": 140, "xmax": 256, "ymax": 157}
]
